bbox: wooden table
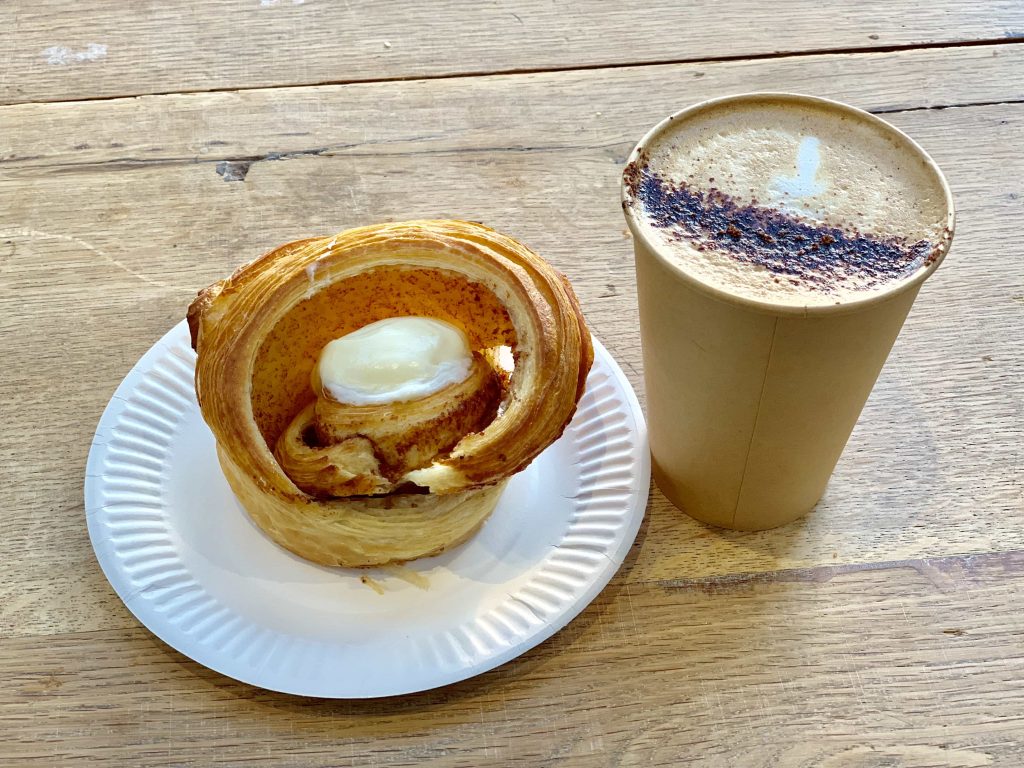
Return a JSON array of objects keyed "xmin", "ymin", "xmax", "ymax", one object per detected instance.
[{"xmin": 2, "ymin": 2, "xmax": 1022, "ymax": 765}]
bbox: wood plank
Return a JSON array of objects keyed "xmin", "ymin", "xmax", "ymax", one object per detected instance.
[
  {"xmin": 3, "ymin": 0, "xmax": 1024, "ymax": 104},
  {"xmin": 1, "ymin": 49, "xmax": 1022, "ymax": 640},
  {"xmin": 3, "ymin": 43, "xmax": 1023, "ymax": 171},
  {"xmin": 2, "ymin": 552, "xmax": 1022, "ymax": 765}
]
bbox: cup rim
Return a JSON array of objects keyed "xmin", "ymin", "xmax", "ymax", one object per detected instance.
[{"xmin": 620, "ymin": 92, "xmax": 956, "ymax": 317}]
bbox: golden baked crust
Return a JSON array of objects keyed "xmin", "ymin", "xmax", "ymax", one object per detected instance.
[
  {"xmin": 275, "ymin": 354, "xmax": 503, "ymax": 498},
  {"xmin": 188, "ymin": 220, "xmax": 593, "ymax": 567}
]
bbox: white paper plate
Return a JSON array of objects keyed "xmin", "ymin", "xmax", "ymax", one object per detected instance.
[{"xmin": 85, "ymin": 321, "xmax": 649, "ymax": 698}]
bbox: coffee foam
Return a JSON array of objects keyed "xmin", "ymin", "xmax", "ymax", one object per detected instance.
[{"xmin": 624, "ymin": 96, "xmax": 950, "ymax": 307}]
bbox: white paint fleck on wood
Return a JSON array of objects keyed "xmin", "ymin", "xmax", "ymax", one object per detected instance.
[{"xmin": 42, "ymin": 43, "xmax": 107, "ymax": 66}]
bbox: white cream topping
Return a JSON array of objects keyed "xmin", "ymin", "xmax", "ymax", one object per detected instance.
[{"xmin": 318, "ymin": 317, "xmax": 472, "ymax": 405}]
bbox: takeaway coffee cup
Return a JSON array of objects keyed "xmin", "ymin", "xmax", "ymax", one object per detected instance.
[{"xmin": 621, "ymin": 93, "xmax": 954, "ymax": 530}]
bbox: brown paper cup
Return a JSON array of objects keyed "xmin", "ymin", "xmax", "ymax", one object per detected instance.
[{"xmin": 622, "ymin": 93, "xmax": 955, "ymax": 530}]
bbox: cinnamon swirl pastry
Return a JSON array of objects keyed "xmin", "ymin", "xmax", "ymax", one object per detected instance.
[{"xmin": 187, "ymin": 220, "xmax": 593, "ymax": 567}]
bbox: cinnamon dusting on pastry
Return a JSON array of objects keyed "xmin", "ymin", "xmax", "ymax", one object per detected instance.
[{"xmin": 275, "ymin": 349, "xmax": 504, "ymax": 497}]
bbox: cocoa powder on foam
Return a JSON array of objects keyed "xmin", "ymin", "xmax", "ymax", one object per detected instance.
[{"xmin": 623, "ymin": 97, "xmax": 950, "ymax": 306}]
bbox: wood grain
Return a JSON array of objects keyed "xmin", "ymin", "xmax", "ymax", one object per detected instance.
[
  {"xmin": 1, "ymin": 47, "xmax": 1021, "ymax": 642},
  {"xmin": 2, "ymin": 30, "xmax": 1023, "ymax": 767},
  {"xmin": 3, "ymin": 1, "xmax": 1024, "ymax": 104},
  {"xmin": 2, "ymin": 552, "xmax": 1022, "ymax": 765},
  {"xmin": 4, "ymin": 43, "xmax": 1024, "ymax": 170}
]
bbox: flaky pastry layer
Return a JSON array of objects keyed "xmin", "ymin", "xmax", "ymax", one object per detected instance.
[{"xmin": 188, "ymin": 220, "xmax": 593, "ymax": 567}]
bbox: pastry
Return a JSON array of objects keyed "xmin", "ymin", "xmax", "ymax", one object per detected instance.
[{"xmin": 187, "ymin": 220, "xmax": 593, "ymax": 567}]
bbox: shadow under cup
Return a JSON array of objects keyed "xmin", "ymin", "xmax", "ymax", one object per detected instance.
[{"xmin": 621, "ymin": 93, "xmax": 955, "ymax": 531}]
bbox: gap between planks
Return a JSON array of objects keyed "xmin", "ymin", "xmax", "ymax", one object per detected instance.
[
  {"xmin": 4, "ymin": 100, "xmax": 1022, "ymax": 176},
  {"xmin": 649, "ymin": 548, "xmax": 1024, "ymax": 592},
  {"xmin": 4, "ymin": 35, "xmax": 1024, "ymax": 110}
]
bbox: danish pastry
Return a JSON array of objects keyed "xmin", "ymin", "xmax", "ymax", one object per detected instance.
[{"xmin": 187, "ymin": 220, "xmax": 592, "ymax": 567}]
